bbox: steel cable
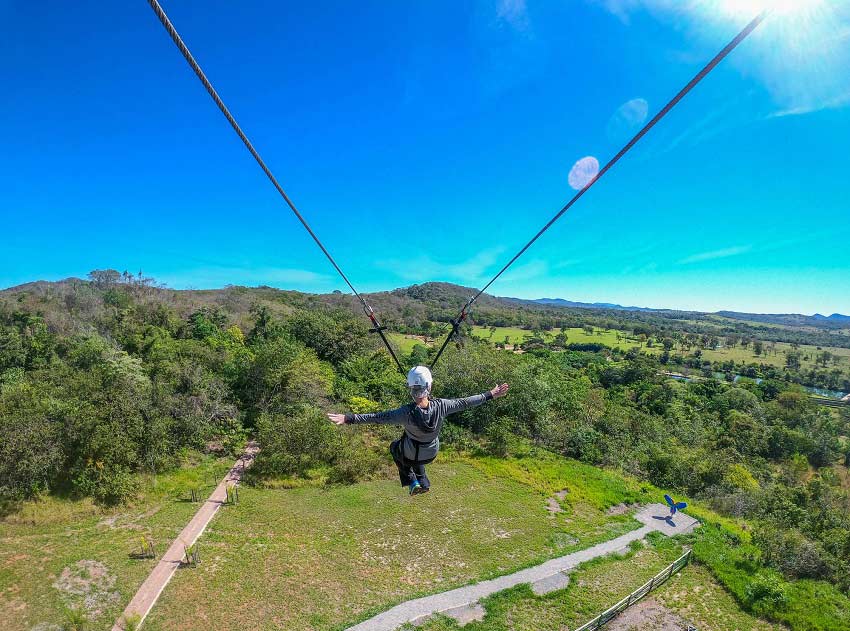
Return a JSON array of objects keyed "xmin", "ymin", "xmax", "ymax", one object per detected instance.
[
  {"xmin": 145, "ymin": 0, "xmax": 404, "ymax": 374},
  {"xmin": 430, "ymin": 10, "xmax": 769, "ymax": 369}
]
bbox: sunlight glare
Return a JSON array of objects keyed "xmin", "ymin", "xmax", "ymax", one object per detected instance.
[{"xmin": 715, "ymin": 0, "xmax": 824, "ymax": 19}]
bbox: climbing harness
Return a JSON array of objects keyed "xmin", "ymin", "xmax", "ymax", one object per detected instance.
[
  {"xmin": 145, "ymin": 0, "xmax": 404, "ymax": 375},
  {"xmin": 429, "ymin": 10, "xmax": 769, "ymax": 369}
]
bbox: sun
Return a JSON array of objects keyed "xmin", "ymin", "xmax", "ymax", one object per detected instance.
[{"xmin": 715, "ymin": 0, "xmax": 824, "ymax": 19}]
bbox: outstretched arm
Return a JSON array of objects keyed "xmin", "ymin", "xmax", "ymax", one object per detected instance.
[
  {"xmin": 327, "ymin": 406, "xmax": 409, "ymax": 426},
  {"xmin": 443, "ymin": 383, "xmax": 509, "ymax": 416}
]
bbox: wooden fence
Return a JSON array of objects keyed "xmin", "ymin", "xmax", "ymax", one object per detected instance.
[{"xmin": 574, "ymin": 550, "xmax": 692, "ymax": 631}]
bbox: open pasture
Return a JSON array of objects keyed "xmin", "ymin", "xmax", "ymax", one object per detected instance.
[
  {"xmin": 0, "ymin": 453, "xmax": 232, "ymax": 631},
  {"xmin": 143, "ymin": 454, "xmax": 660, "ymax": 631}
]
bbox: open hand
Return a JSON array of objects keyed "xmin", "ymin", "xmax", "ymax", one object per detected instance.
[
  {"xmin": 327, "ymin": 413, "xmax": 346, "ymax": 425},
  {"xmin": 490, "ymin": 383, "xmax": 509, "ymax": 399}
]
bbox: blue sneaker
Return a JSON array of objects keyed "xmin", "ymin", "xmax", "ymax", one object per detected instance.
[{"xmin": 409, "ymin": 480, "xmax": 422, "ymax": 496}]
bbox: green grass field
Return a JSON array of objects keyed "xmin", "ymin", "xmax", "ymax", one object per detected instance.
[
  {"xmin": 0, "ymin": 453, "xmax": 232, "ymax": 631},
  {"xmin": 471, "ymin": 326, "xmax": 642, "ymax": 350},
  {"xmin": 2, "ymin": 446, "xmax": 786, "ymax": 631},
  {"xmin": 470, "ymin": 325, "xmax": 849, "ymax": 375},
  {"xmin": 692, "ymin": 340, "xmax": 850, "ymax": 372},
  {"xmin": 142, "ymin": 453, "xmax": 663, "ymax": 631},
  {"xmin": 392, "ymin": 325, "xmax": 847, "ymax": 380},
  {"xmin": 388, "ymin": 332, "xmax": 432, "ymax": 355},
  {"xmin": 141, "ymin": 451, "xmax": 783, "ymax": 631}
]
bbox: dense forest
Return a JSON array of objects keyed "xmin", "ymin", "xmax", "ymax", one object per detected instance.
[{"xmin": 2, "ymin": 271, "xmax": 849, "ymax": 629}]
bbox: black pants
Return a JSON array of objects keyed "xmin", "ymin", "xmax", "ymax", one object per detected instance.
[{"xmin": 390, "ymin": 438, "xmax": 434, "ymax": 489}]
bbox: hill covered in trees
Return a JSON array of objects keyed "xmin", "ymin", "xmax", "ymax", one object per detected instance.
[{"xmin": 2, "ymin": 270, "xmax": 850, "ymax": 630}]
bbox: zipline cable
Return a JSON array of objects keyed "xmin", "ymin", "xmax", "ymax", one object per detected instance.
[
  {"xmin": 145, "ymin": 0, "xmax": 405, "ymax": 375},
  {"xmin": 430, "ymin": 10, "xmax": 769, "ymax": 370}
]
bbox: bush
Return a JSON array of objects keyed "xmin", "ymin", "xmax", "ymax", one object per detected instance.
[
  {"xmin": 0, "ymin": 383, "xmax": 64, "ymax": 500},
  {"xmin": 440, "ymin": 422, "xmax": 477, "ymax": 452},
  {"xmin": 73, "ymin": 462, "xmax": 139, "ymax": 505},
  {"xmin": 746, "ymin": 572, "xmax": 789, "ymax": 611},
  {"xmin": 754, "ymin": 526, "xmax": 834, "ymax": 582},
  {"xmin": 724, "ymin": 463, "xmax": 760, "ymax": 492},
  {"xmin": 485, "ymin": 417, "xmax": 514, "ymax": 457},
  {"xmin": 327, "ymin": 433, "xmax": 381, "ymax": 484},
  {"xmin": 254, "ymin": 406, "xmax": 341, "ymax": 477}
]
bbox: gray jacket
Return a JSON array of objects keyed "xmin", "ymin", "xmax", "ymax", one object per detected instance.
[{"xmin": 345, "ymin": 392, "xmax": 494, "ymax": 461}]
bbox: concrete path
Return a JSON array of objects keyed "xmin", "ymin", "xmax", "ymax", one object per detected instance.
[
  {"xmin": 346, "ymin": 504, "xmax": 698, "ymax": 631},
  {"xmin": 111, "ymin": 442, "xmax": 259, "ymax": 631}
]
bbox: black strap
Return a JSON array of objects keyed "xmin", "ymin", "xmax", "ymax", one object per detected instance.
[
  {"xmin": 404, "ymin": 432, "xmax": 433, "ymax": 448},
  {"xmin": 429, "ymin": 303, "xmax": 471, "ymax": 369}
]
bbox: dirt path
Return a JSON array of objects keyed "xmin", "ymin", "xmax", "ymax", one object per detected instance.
[
  {"xmin": 345, "ymin": 504, "xmax": 699, "ymax": 631},
  {"xmin": 111, "ymin": 442, "xmax": 259, "ymax": 631}
]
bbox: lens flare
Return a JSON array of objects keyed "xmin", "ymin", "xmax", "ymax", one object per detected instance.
[{"xmin": 568, "ymin": 156, "xmax": 599, "ymax": 190}]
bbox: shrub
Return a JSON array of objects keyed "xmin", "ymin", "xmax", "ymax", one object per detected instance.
[
  {"xmin": 485, "ymin": 417, "xmax": 514, "ymax": 457},
  {"xmin": 73, "ymin": 462, "xmax": 139, "ymax": 505},
  {"xmin": 0, "ymin": 383, "xmax": 64, "ymax": 500},
  {"xmin": 440, "ymin": 422, "xmax": 477, "ymax": 452},
  {"xmin": 745, "ymin": 571, "xmax": 789, "ymax": 611},
  {"xmin": 254, "ymin": 406, "xmax": 341, "ymax": 477},
  {"xmin": 327, "ymin": 433, "xmax": 381, "ymax": 484},
  {"xmin": 724, "ymin": 463, "xmax": 760, "ymax": 492},
  {"xmin": 754, "ymin": 526, "xmax": 834, "ymax": 582}
]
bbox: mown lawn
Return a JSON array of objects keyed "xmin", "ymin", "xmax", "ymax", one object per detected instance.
[
  {"xmin": 409, "ymin": 535, "xmax": 782, "ymax": 631},
  {"xmin": 470, "ymin": 325, "xmax": 849, "ymax": 377},
  {"xmin": 387, "ymin": 332, "xmax": 433, "ymax": 356},
  {"xmin": 694, "ymin": 340, "xmax": 850, "ymax": 372},
  {"xmin": 143, "ymin": 454, "xmax": 658, "ymax": 631},
  {"xmin": 0, "ymin": 453, "xmax": 233, "ymax": 631},
  {"xmin": 471, "ymin": 326, "xmax": 642, "ymax": 350}
]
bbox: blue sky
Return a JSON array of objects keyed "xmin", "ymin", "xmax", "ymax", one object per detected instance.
[{"xmin": 2, "ymin": 1, "xmax": 849, "ymax": 314}]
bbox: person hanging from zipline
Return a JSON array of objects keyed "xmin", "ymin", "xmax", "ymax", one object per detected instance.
[{"xmin": 328, "ymin": 366, "xmax": 509, "ymax": 495}]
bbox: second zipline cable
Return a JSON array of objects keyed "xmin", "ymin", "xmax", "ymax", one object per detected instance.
[{"xmin": 430, "ymin": 10, "xmax": 769, "ymax": 369}]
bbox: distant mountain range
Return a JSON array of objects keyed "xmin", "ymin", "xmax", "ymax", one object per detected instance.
[
  {"xmin": 526, "ymin": 298, "xmax": 663, "ymax": 312},
  {"xmin": 519, "ymin": 297, "xmax": 849, "ymax": 328}
]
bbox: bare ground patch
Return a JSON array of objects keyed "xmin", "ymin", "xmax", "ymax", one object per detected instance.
[
  {"xmin": 606, "ymin": 502, "xmax": 641, "ymax": 516},
  {"xmin": 607, "ymin": 597, "xmax": 692, "ymax": 631},
  {"xmin": 52, "ymin": 559, "xmax": 120, "ymax": 618}
]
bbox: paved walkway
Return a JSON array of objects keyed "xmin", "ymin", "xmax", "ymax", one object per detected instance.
[
  {"xmin": 111, "ymin": 442, "xmax": 259, "ymax": 631},
  {"xmin": 346, "ymin": 504, "xmax": 699, "ymax": 631}
]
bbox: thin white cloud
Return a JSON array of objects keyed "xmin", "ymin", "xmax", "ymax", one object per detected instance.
[
  {"xmin": 769, "ymin": 88, "xmax": 850, "ymax": 118},
  {"xmin": 592, "ymin": 0, "xmax": 686, "ymax": 25},
  {"xmin": 158, "ymin": 266, "xmax": 332, "ymax": 290},
  {"xmin": 375, "ymin": 248, "xmax": 505, "ymax": 285},
  {"xmin": 496, "ymin": 0, "xmax": 531, "ymax": 33},
  {"xmin": 501, "ymin": 259, "xmax": 548, "ymax": 283},
  {"xmin": 678, "ymin": 245, "xmax": 751, "ymax": 265}
]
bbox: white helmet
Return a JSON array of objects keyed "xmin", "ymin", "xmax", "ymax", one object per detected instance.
[{"xmin": 407, "ymin": 365, "xmax": 433, "ymax": 399}]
